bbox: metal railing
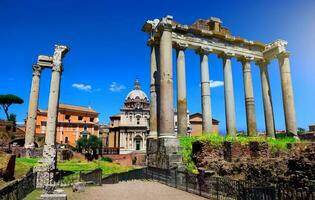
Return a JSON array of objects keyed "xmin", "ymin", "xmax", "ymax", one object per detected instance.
[{"xmin": 101, "ymin": 167, "xmax": 315, "ymax": 200}]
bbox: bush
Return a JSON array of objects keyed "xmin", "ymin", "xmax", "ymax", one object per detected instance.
[{"xmin": 101, "ymin": 157, "xmax": 113, "ymax": 162}]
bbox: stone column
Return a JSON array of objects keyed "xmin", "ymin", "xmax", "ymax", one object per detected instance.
[
  {"xmin": 257, "ymin": 60, "xmax": 275, "ymax": 138},
  {"xmin": 197, "ymin": 48, "xmax": 212, "ymax": 134},
  {"xmin": 175, "ymin": 43, "xmax": 188, "ymax": 136},
  {"xmin": 277, "ymin": 52, "xmax": 297, "ymax": 137},
  {"xmin": 220, "ymin": 53, "xmax": 236, "ymax": 136},
  {"xmin": 149, "ymin": 42, "xmax": 159, "ymax": 138},
  {"xmin": 25, "ymin": 64, "xmax": 42, "ymax": 149},
  {"xmin": 239, "ymin": 57, "xmax": 257, "ymax": 136},
  {"xmin": 158, "ymin": 22, "xmax": 174, "ymax": 137}
]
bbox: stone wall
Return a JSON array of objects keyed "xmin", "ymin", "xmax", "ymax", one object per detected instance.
[
  {"xmin": 0, "ymin": 152, "xmax": 16, "ymax": 181},
  {"xmin": 192, "ymin": 140, "xmax": 315, "ymax": 187},
  {"xmin": 0, "ymin": 172, "xmax": 36, "ymax": 200},
  {"xmin": 103, "ymin": 152, "xmax": 146, "ymax": 167}
]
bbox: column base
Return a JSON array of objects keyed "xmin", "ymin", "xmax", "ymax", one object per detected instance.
[
  {"xmin": 146, "ymin": 137, "xmax": 182, "ymax": 170},
  {"xmin": 34, "ymin": 145, "xmax": 57, "ymax": 188}
]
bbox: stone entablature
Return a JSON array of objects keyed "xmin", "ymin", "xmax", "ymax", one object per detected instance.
[{"xmin": 143, "ymin": 16, "xmax": 289, "ymax": 62}]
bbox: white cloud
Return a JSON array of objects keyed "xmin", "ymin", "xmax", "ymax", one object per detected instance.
[
  {"xmin": 72, "ymin": 83, "xmax": 92, "ymax": 92},
  {"xmin": 109, "ymin": 82, "xmax": 126, "ymax": 92},
  {"xmin": 210, "ymin": 80, "xmax": 224, "ymax": 88}
]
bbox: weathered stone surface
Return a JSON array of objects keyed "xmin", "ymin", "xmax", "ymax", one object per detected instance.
[
  {"xmin": 72, "ymin": 182, "xmax": 86, "ymax": 192},
  {"xmin": 147, "ymin": 137, "xmax": 182, "ymax": 169},
  {"xmin": 0, "ymin": 152, "xmax": 16, "ymax": 181}
]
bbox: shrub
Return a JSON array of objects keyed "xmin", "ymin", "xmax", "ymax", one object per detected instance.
[{"xmin": 101, "ymin": 157, "xmax": 113, "ymax": 162}]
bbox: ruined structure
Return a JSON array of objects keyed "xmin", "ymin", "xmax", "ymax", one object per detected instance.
[
  {"xmin": 24, "ymin": 44, "xmax": 69, "ymax": 187},
  {"xmin": 142, "ymin": 16, "xmax": 297, "ymax": 169}
]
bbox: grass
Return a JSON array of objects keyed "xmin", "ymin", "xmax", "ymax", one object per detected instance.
[
  {"xmin": 179, "ymin": 134, "xmax": 306, "ymax": 174},
  {"xmin": 11, "ymin": 157, "xmax": 132, "ymax": 186},
  {"xmin": 23, "ymin": 189, "xmax": 42, "ymax": 200}
]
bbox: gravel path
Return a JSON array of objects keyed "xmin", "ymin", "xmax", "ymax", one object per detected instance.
[{"xmin": 64, "ymin": 180, "xmax": 207, "ymax": 200}]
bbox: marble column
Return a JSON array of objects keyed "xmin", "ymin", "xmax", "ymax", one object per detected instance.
[
  {"xmin": 25, "ymin": 64, "xmax": 42, "ymax": 149},
  {"xmin": 45, "ymin": 45, "xmax": 69, "ymax": 146},
  {"xmin": 197, "ymin": 48, "xmax": 212, "ymax": 134},
  {"xmin": 257, "ymin": 60, "xmax": 275, "ymax": 138},
  {"xmin": 159, "ymin": 23, "xmax": 174, "ymax": 137},
  {"xmin": 220, "ymin": 53, "xmax": 236, "ymax": 136},
  {"xmin": 239, "ymin": 57, "xmax": 257, "ymax": 136},
  {"xmin": 277, "ymin": 52, "xmax": 297, "ymax": 137},
  {"xmin": 175, "ymin": 43, "xmax": 188, "ymax": 136},
  {"xmin": 149, "ymin": 43, "xmax": 159, "ymax": 138}
]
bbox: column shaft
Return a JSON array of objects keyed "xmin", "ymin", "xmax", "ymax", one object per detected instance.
[
  {"xmin": 25, "ymin": 65, "xmax": 41, "ymax": 149},
  {"xmin": 149, "ymin": 45, "xmax": 159, "ymax": 138},
  {"xmin": 278, "ymin": 53, "xmax": 297, "ymax": 137},
  {"xmin": 222, "ymin": 55, "xmax": 236, "ymax": 136},
  {"xmin": 159, "ymin": 24, "xmax": 174, "ymax": 137},
  {"xmin": 176, "ymin": 48, "xmax": 187, "ymax": 136},
  {"xmin": 45, "ymin": 69, "xmax": 62, "ymax": 146},
  {"xmin": 259, "ymin": 61, "xmax": 275, "ymax": 137},
  {"xmin": 200, "ymin": 53, "xmax": 212, "ymax": 134},
  {"xmin": 241, "ymin": 60, "xmax": 257, "ymax": 136}
]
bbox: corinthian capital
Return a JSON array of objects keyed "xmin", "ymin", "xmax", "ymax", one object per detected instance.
[
  {"xmin": 52, "ymin": 44, "xmax": 69, "ymax": 73},
  {"xmin": 32, "ymin": 64, "xmax": 42, "ymax": 77},
  {"xmin": 218, "ymin": 51, "xmax": 234, "ymax": 59},
  {"xmin": 256, "ymin": 59, "xmax": 270, "ymax": 67},
  {"xmin": 277, "ymin": 51, "xmax": 290, "ymax": 59},
  {"xmin": 237, "ymin": 56, "xmax": 254, "ymax": 64},
  {"xmin": 196, "ymin": 46, "xmax": 212, "ymax": 55}
]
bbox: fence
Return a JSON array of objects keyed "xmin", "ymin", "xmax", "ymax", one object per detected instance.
[
  {"xmin": 0, "ymin": 172, "xmax": 37, "ymax": 200},
  {"xmin": 101, "ymin": 167, "xmax": 315, "ymax": 200}
]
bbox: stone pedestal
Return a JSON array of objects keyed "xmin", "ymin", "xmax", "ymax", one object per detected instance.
[
  {"xmin": 34, "ymin": 145, "xmax": 57, "ymax": 188},
  {"xmin": 146, "ymin": 137, "xmax": 182, "ymax": 169}
]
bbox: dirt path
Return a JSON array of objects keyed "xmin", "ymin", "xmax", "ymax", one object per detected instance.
[{"xmin": 64, "ymin": 180, "xmax": 207, "ymax": 200}]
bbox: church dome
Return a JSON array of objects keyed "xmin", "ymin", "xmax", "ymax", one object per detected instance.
[{"xmin": 125, "ymin": 80, "xmax": 148, "ymax": 101}]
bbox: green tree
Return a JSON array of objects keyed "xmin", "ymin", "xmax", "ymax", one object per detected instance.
[
  {"xmin": 297, "ymin": 127, "xmax": 305, "ymax": 134},
  {"xmin": 0, "ymin": 94, "xmax": 24, "ymax": 120},
  {"xmin": 76, "ymin": 135, "xmax": 102, "ymax": 154}
]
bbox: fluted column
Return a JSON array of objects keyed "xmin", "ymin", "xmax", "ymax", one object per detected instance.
[
  {"xmin": 45, "ymin": 45, "xmax": 69, "ymax": 146},
  {"xmin": 239, "ymin": 57, "xmax": 257, "ymax": 136},
  {"xmin": 197, "ymin": 48, "xmax": 212, "ymax": 134},
  {"xmin": 175, "ymin": 43, "xmax": 188, "ymax": 136},
  {"xmin": 220, "ymin": 53, "xmax": 236, "ymax": 136},
  {"xmin": 25, "ymin": 64, "xmax": 42, "ymax": 149},
  {"xmin": 257, "ymin": 60, "xmax": 275, "ymax": 138},
  {"xmin": 277, "ymin": 52, "xmax": 297, "ymax": 137},
  {"xmin": 148, "ymin": 42, "xmax": 159, "ymax": 138},
  {"xmin": 159, "ymin": 23, "xmax": 174, "ymax": 137}
]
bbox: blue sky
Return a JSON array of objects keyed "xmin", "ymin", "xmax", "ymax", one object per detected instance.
[{"xmin": 0, "ymin": 0, "xmax": 314, "ymax": 132}]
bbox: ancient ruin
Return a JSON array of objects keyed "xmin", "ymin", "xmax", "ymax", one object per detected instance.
[
  {"xmin": 24, "ymin": 44, "xmax": 69, "ymax": 188},
  {"xmin": 142, "ymin": 15, "xmax": 297, "ymax": 169}
]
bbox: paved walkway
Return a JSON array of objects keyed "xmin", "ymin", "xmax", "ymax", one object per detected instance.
[{"xmin": 64, "ymin": 180, "xmax": 207, "ymax": 200}]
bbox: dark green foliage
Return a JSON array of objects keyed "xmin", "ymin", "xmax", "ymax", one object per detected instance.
[
  {"xmin": 76, "ymin": 135, "xmax": 102, "ymax": 153},
  {"xmin": 101, "ymin": 157, "xmax": 113, "ymax": 162},
  {"xmin": 0, "ymin": 94, "xmax": 24, "ymax": 120}
]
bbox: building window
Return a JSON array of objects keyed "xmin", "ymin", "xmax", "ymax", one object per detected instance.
[
  {"xmin": 129, "ymin": 116, "xmax": 132, "ymax": 122},
  {"xmin": 78, "ymin": 116, "xmax": 83, "ymax": 121},
  {"xmin": 65, "ymin": 115, "xmax": 70, "ymax": 120},
  {"xmin": 90, "ymin": 117, "xmax": 94, "ymax": 122},
  {"xmin": 65, "ymin": 137, "xmax": 68, "ymax": 144},
  {"xmin": 137, "ymin": 118, "xmax": 140, "ymax": 125}
]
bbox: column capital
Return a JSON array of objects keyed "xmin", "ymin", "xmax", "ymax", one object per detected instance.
[
  {"xmin": 277, "ymin": 51, "xmax": 290, "ymax": 59},
  {"xmin": 147, "ymin": 38, "xmax": 159, "ymax": 47},
  {"xmin": 174, "ymin": 42, "xmax": 188, "ymax": 50},
  {"xmin": 32, "ymin": 64, "xmax": 42, "ymax": 76},
  {"xmin": 158, "ymin": 23, "xmax": 172, "ymax": 32},
  {"xmin": 218, "ymin": 52, "xmax": 234, "ymax": 59},
  {"xmin": 256, "ymin": 59, "xmax": 270, "ymax": 67},
  {"xmin": 52, "ymin": 44, "xmax": 69, "ymax": 73},
  {"xmin": 196, "ymin": 46, "xmax": 212, "ymax": 55},
  {"xmin": 237, "ymin": 56, "xmax": 254, "ymax": 64}
]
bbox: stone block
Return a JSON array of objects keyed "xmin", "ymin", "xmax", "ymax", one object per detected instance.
[
  {"xmin": 72, "ymin": 182, "xmax": 86, "ymax": 192},
  {"xmin": 37, "ymin": 193, "xmax": 67, "ymax": 200},
  {"xmin": 249, "ymin": 141, "xmax": 269, "ymax": 158}
]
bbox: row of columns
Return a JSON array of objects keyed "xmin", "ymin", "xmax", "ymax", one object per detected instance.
[
  {"xmin": 149, "ymin": 25, "xmax": 297, "ymax": 138},
  {"xmin": 24, "ymin": 45, "xmax": 69, "ymax": 150}
]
